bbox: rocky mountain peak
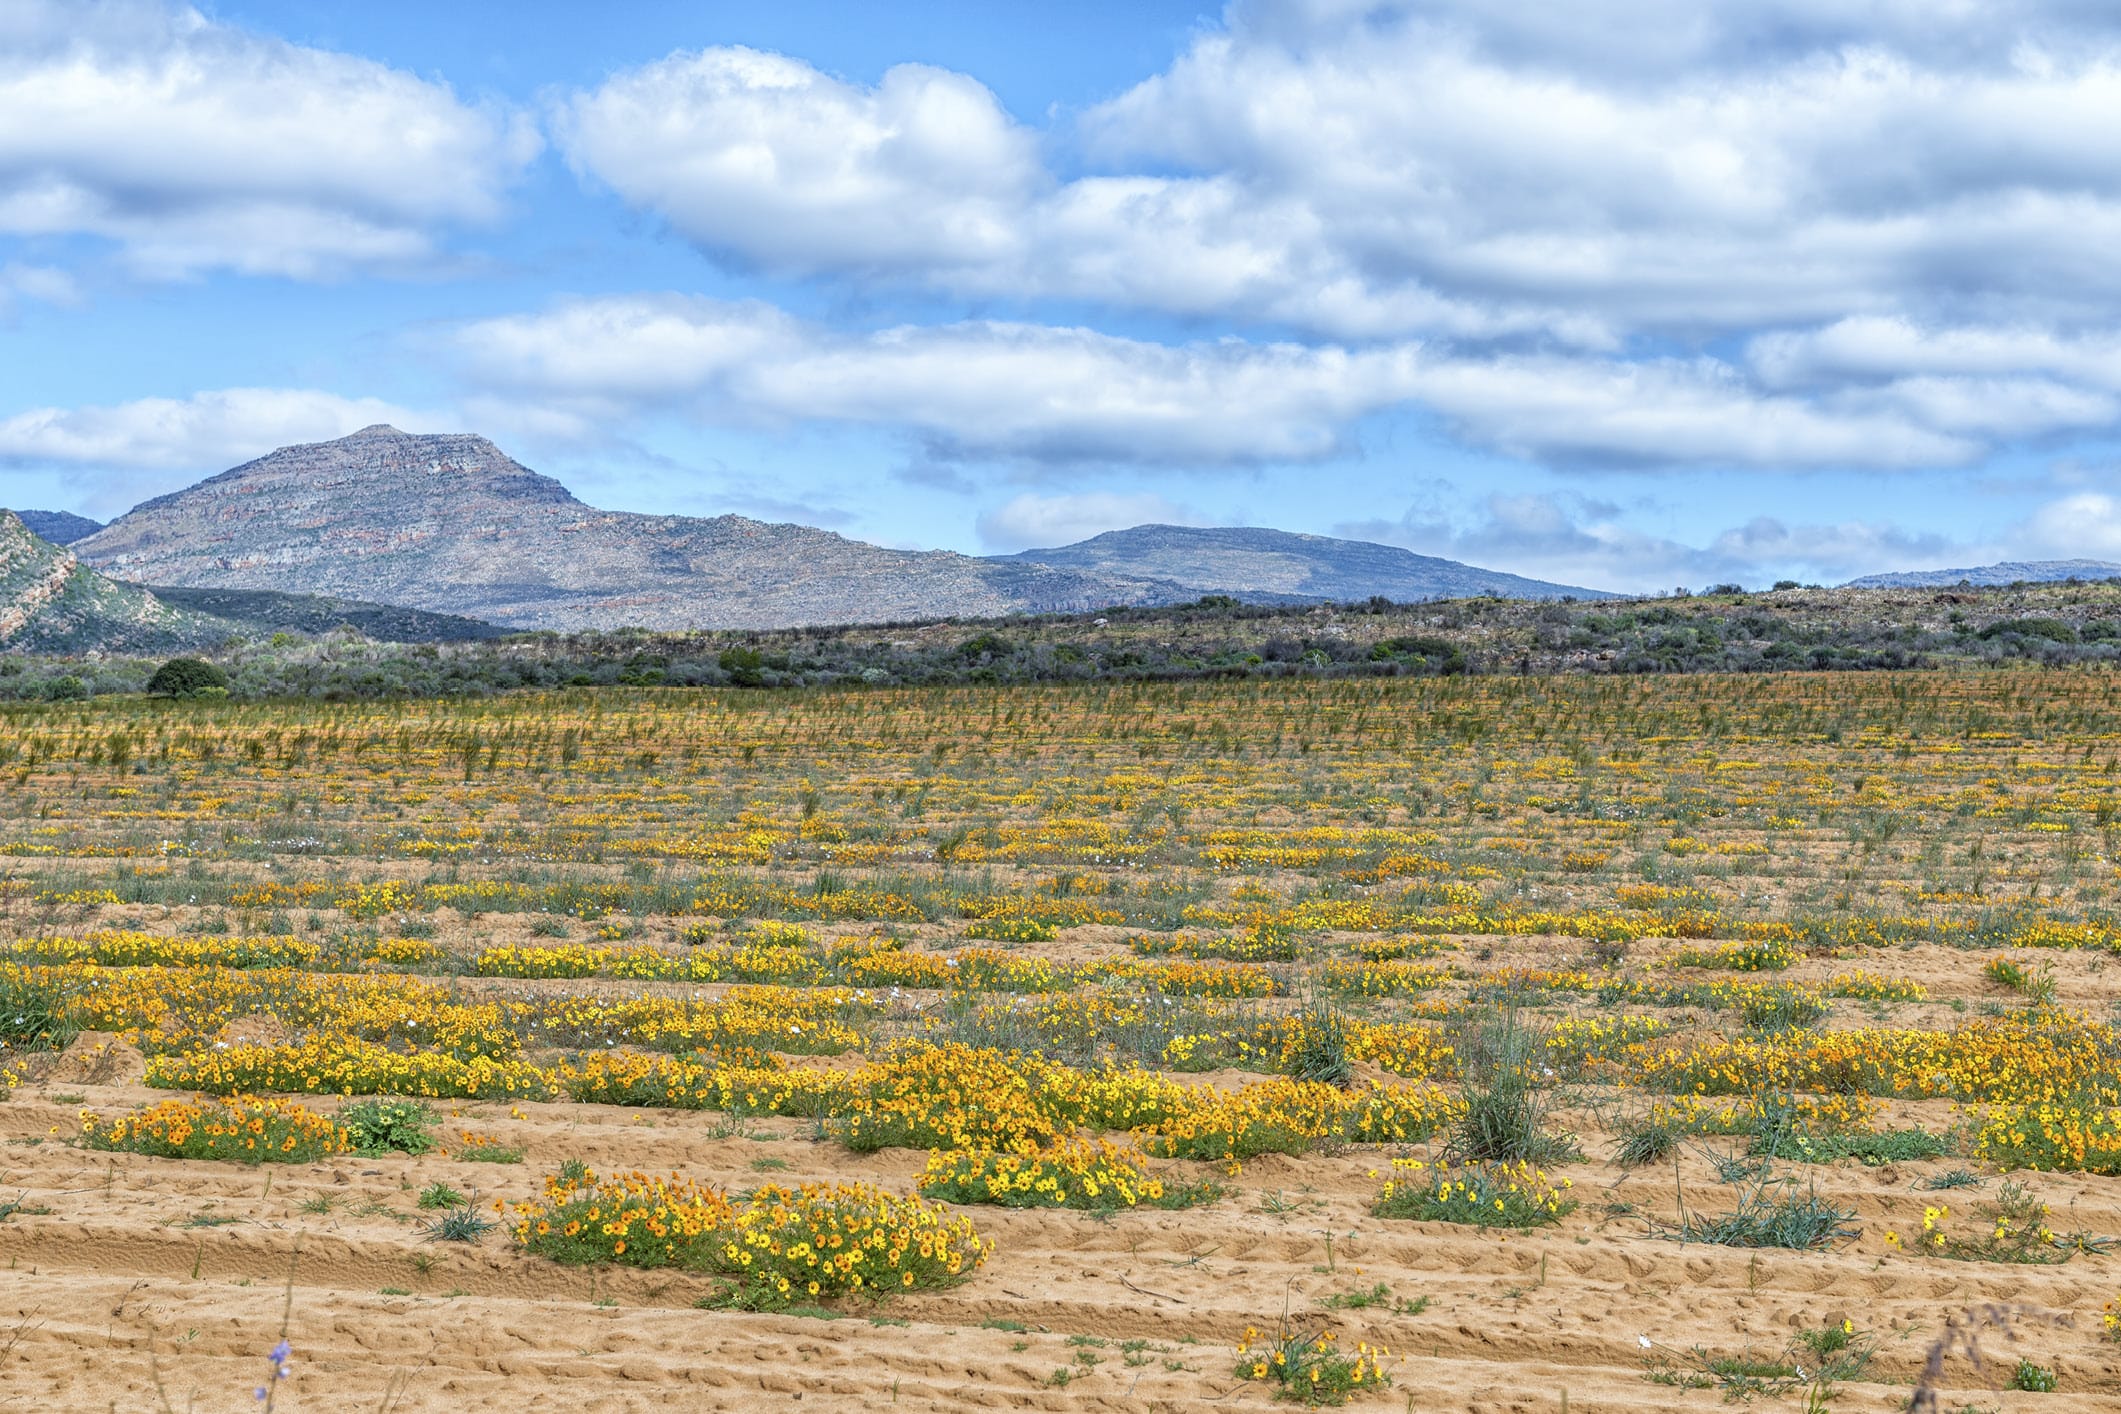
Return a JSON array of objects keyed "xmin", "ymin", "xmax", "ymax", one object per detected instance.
[
  {"xmin": 110, "ymin": 426, "xmax": 586, "ymax": 526},
  {"xmin": 71, "ymin": 428, "xmax": 1609, "ymax": 632},
  {"xmin": 72, "ymin": 429, "xmax": 1154, "ymax": 630}
]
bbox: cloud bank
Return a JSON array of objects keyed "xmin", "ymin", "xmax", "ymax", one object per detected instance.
[
  {"xmin": 557, "ymin": 5, "xmax": 2121, "ymax": 348},
  {"xmin": 527, "ymin": 4, "xmax": 2121, "ymax": 493},
  {"xmin": 0, "ymin": 387, "xmax": 434, "ymax": 469},
  {"xmin": 0, "ymin": 0, "xmax": 537, "ymax": 278},
  {"xmin": 448, "ymin": 295, "xmax": 2070, "ymax": 473}
]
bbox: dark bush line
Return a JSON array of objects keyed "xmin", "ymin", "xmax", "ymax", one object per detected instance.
[{"xmin": 9, "ymin": 584, "xmax": 2121, "ymax": 701}]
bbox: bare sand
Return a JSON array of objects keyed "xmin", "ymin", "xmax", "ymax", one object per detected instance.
[{"xmin": 0, "ymin": 1063, "xmax": 2115, "ymax": 1412}]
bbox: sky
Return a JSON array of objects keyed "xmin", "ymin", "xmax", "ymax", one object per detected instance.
[{"xmin": 5, "ymin": 1, "xmax": 2121, "ymax": 594}]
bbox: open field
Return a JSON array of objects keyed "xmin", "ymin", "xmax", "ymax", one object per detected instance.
[{"xmin": 0, "ymin": 673, "xmax": 2118, "ymax": 1410}]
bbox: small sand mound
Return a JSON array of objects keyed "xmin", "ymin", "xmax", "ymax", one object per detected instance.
[
  {"xmin": 1347, "ymin": 1059, "xmax": 1399, "ymax": 1089},
  {"xmin": 45, "ymin": 1030, "xmax": 146, "ymax": 1086},
  {"xmin": 214, "ymin": 1013, "xmax": 296, "ymax": 1048}
]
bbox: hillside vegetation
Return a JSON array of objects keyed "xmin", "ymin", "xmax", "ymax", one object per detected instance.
[{"xmin": 9, "ymin": 577, "xmax": 2121, "ymax": 700}]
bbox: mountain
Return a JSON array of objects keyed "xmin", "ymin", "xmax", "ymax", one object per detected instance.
[
  {"xmin": 12, "ymin": 510, "xmax": 104, "ymax": 544},
  {"xmin": 75, "ymin": 426, "xmax": 1610, "ymax": 632},
  {"xmin": 1843, "ymin": 559, "xmax": 2121, "ymax": 589},
  {"xmin": 0, "ymin": 512, "xmax": 224, "ymax": 654},
  {"xmin": 76, "ymin": 426, "xmax": 1183, "ymax": 631},
  {"xmin": 1005, "ymin": 525, "xmax": 1611, "ymax": 602},
  {"xmin": 0, "ymin": 509, "xmax": 510, "ymax": 653},
  {"xmin": 135, "ymin": 585, "xmax": 505, "ymax": 643}
]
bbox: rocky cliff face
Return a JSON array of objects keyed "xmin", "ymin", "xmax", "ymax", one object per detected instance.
[
  {"xmin": 78, "ymin": 427, "xmax": 1170, "ymax": 631},
  {"xmin": 0, "ymin": 513, "xmax": 219, "ymax": 653}
]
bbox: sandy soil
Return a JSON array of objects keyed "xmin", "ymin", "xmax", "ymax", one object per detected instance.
[{"xmin": 0, "ymin": 1059, "xmax": 2116, "ymax": 1413}]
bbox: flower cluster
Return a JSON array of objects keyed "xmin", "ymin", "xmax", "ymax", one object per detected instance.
[
  {"xmin": 917, "ymin": 1137, "xmax": 1217, "ymax": 1211},
  {"xmin": 1235, "ymin": 1323, "xmax": 1393, "ymax": 1406},
  {"xmin": 79, "ymin": 1095, "xmax": 345, "ymax": 1164},
  {"xmin": 509, "ymin": 1166, "xmax": 988, "ymax": 1306},
  {"xmin": 1142, "ymin": 1077, "xmax": 1459, "ymax": 1164},
  {"xmin": 1370, "ymin": 1157, "xmax": 1576, "ymax": 1228}
]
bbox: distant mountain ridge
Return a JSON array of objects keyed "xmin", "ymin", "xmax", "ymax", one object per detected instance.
[
  {"xmin": 75, "ymin": 426, "xmax": 1608, "ymax": 630},
  {"xmin": 1007, "ymin": 524, "xmax": 1609, "ymax": 602},
  {"xmin": 13, "ymin": 510, "xmax": 104, "ymax": 545},
  {"xmin": 1843, "ymin": 559, "xmax": 2121, "ymax": 589},
  {"xmin": 135, "ymin": 585, "xmax": 504, "ymax": 643}
]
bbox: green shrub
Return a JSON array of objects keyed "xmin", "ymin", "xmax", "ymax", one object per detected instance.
[
  {"xmin": 1614, "ymin": 1120, "xmax": 1679, "ymax": 1167},
  {"xmin": 1372, "ymin": 1158, "xmax": 1576, "ymax": 1228},
  {"xmin": 1235, "ymin": 1319, "xmax": 1392, "ymax": 1405},
  {"xmin": 417, "ymin": 1182, "xmax": 465, "ymax": 1210},
  {"xmin": 1979, "ymin": 617, "xmax": 2076, "ymax": 644},
  {"xmin": 1286, "ymin": 998, "xmax": 1353, "ymax": 1088},
  {"xmin": 1448, "ymin": 1010, "xmax": 1578, "ymax": 1164},
  {"xmin": 339, "ymin": 1098, "xmax": 438, "ymax": 1156},
  {"xmin": 1668, "ymin": 1185, "xmax": 1858, "ymax": 1249},
  {"xmin": 0, "ymin": 972, "xmax": 76, "ymax": 1048},
  {"xmin": 1751, "ymin": 1127, "xmax": 1947, "ymax": 1166},
  {"xmin": 1367, "ymin": 636, "xmax": 1465, "ymax": 673},
  {"xmin": 420, "ymin": 1201, "xmax": 497, "ymax": 1244},
  {"xmin": 146, "ymin": 658, "xmax": 230, "ymax": 698},
  {"xmin": 2011, "ymin": 1359, "xmax": 2058, "ymax": 1392},
  {"xmin": 717, "ymin": 647, "xmax": 766, "ymax": 687}
]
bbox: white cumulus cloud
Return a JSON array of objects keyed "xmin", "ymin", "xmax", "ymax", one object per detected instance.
[
  {"xmin": 554, "ymin": 47, "xmax": 1039, "ymax": 276},
  {"xmin": 453, "ymin": 294, "xmax": 2090, "ymax": 471},
  {"xmin": 452, "ymin": 296, "xmax": 1432, "ymax": 465},
  {"xmin": 0, "ymin": 0, "xmax": 539, "ymax": 278},
  {"xmin": 537, "ymin": 8, "xmax": 2121, "ymax": 477},
  {"xmin": 976, "ymin": 491, "xmax": 1202, "ymax": 552},
  {"xmin": 2015, "ymin": 492, "xmax": 2121, "ymax": 561},
  {"xmin": 0, "ymin": 387, "xmax": 436, "ymax": 469},
  {"xmin": 1339, "ymin": 491, "xmax": 1969, "ymax": 594},
  {"xmin": 555, "ymin": 7, "xmax": 2121, "ymax": 344}
]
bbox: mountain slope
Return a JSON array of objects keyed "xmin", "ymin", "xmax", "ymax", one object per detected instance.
[
  {"xmin": 78, "ymin": 427, "xmax": 1178, "ymax": 631},
  {"xmin": 12, "ymin": 510, "xmax": 104, "ymax": 545},
  {"xmin": 0, "ymin": 512, "xmax": 224, "ymax": 654},
  {"xmin": 1844, "ymin": 559, "xmax": 2121, "ymax": 589},
  {"xmin": 135, "ymin": 585, "xmax": 505, "ymax": 643},
  {"xmin": 1004, "ymin": 524, "xmax": 1611, "ymax": 602}
]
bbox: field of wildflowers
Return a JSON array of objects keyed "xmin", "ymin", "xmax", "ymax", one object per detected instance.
[{"xmin": 0, "ymin": 672, "xmax": 2116, "ymax": 1407}]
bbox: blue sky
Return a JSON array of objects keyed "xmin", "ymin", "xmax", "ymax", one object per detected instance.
[{"xmin": 5, "ymin": 1, "xmax": 2121, "ymax": 593}]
